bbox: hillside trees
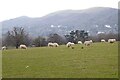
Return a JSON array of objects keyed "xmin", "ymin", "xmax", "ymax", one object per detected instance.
[
  {"xmin": 47, "ymin": 33, "xmax": 66, "ymax": 45},
  {"xmin": 65, "ymin": 30, "xmax": 89, "ymax": 43},
  {"xmin": 4, "ymin": 27, "xmax": 30, "ymax": 49},
  {"xmin": 3, "ymin": 27, "xmax": 118, "ymax": 49},
  {"xmin": 33, "ymin": 36, "xmax": 47, "ymax": 47}
]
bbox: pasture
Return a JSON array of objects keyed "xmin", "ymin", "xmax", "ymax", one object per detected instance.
[{"xmin": 2, "ymin": 42, "xmax": 118, "ymax": 78}]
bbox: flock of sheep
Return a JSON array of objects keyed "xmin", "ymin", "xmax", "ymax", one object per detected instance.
[
  {"xmin": 2, "ymin": 44, "xmax": 27, "ymax": 50},
  {"xmin": 1, "ymin": 38, "xmax": 116, "ymax": 50}
]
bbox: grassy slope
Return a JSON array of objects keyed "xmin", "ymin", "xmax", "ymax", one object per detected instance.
[{"xmin": 2, "ymin": 42, "xmax": 118, "ymax": 78}]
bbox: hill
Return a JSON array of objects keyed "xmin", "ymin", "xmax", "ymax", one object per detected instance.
[{"xmin": 1, "ymin": 7, "xmax": 118, "ymax": 37}]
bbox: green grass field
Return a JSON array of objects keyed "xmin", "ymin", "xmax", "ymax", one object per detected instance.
[{"xmin": 2, "ymin": 42, "xmax": 118, "ymax": 78}]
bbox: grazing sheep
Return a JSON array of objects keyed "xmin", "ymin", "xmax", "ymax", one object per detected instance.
[
  {"xmin": 2, "ymin": 46, "xmax": 7, "ymax": 50},
  {"xmin": 48, "ymin": 43, "xmax": 54, "ymax": 47},
  {"xmin": 66, "ymin": 42, "xmax": 75, "ymax": 49},
  {"xmin": 89, "ymin": 40, "xmax": 93, "ymax": 43},
  {"xmin": 20, "ymin": 44, "xmax": 27, "ymax": 49},
  {"xmin": 53, "ymin": 43, "xmax": 59, "ymax": 47},
  {"xmin": 101, "ymin": 39, "xmax": 106, "ymax": 42},
  {"xmin": 70, "ymin": 43, "xmax": 75, "ymax": 49},
  {"xmin": 112, "ymin": 39, "xmax": 116, "ymax": 42},
  {"xmin": 66, "ymin": 42, "xmax": 71, "ymax": 48},
  {"xmin": 48, "ymin": 42, "xmax": 59, "ymax": 47},
  {"xmin": 84, "ymin": 41, "xmax": 91, "ymax": 46},
  {"xmin": 108, "ymin": 39, "xmax": 116, "ymax": 43},
  {"xmin": 78, "ymin": 41, "xmax": 82, "ymax": 44}
]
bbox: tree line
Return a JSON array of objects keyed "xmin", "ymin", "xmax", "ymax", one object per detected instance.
[{"xmin": 2, "ymin": 27, "xmax": 119, "ymax": 49}]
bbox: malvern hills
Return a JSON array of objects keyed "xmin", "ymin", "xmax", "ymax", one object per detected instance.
[{"xmin": 1, "ymin": 7, "xmax": 118, "ymax": 37}]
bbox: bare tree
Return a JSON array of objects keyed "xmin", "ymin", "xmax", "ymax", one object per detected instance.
[{"xmin": 4, "ymin": 27, "xmax": 30, "ymax": 49}]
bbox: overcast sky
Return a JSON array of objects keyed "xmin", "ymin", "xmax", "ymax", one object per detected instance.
[{"xmin": 0, "ymin": 0, "xmax": 119, "ymax": 21}]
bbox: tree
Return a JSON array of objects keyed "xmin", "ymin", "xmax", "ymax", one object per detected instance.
[
  {"xmin": 65, "ymin": 30, "xmax": 76, "ymax": 43},
  {"xmin": 69, "ymin": 30, "xmax": 76, "ymax": 42},
  {"xmin": 65, "ymin": 30, "xmax": 89, "ymax": 43},
  {"xmin": 64, "ymin": 34, "xmax": 70, "ymax": 42},
  {"xmin": 79, "ymin": 30, "xmax": 89, "ymax": 43},
  {"xmin": 89, "ymin": 33, "xmax": 118, "ymax": 42},
  {"xmin": 75, "ymin": 30, "xmax": 80, "ymax": 41},
  {"xmin": 4, "ymin": 27, "xmax": 30, "ymax": 49},
  {"xmin": 3, "ymin": 31, "xmax": 13, "ymax": 46},
  {"xmin": 48, "ymin": 33, "xmax": 65, "ymax": 45},
  {"xmin": 33, "ymin": 36, "xmax": 47, "ymax": 47}
]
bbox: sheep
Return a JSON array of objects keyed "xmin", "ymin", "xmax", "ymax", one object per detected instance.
[
  {"xmin": 48, "ymin": 43, "xmax": 54, "ymax": 47},
  {"xmin": 70, "ymin": 43, "xmax": 75, "ymax": 49},
  {"xmin": 20, "ymin": 44, "xmax": 27, "ymax": 49},
  {"xmin": 113, "ymin": 39, "xmax": 116, "ymax": 42},
  {"xmin": 48, "ymin": 42, "xmax": 59, "ymax": 47},
  {"xmin": 108, "ymin": 39, "xmax": 116, "ymax": 43},
  {"xmin": 53, "ymin": 43, "xmax": 59, "ymax": 47},
  {"xmin": 66, "ymin": 42, "xmax": 72, "ymax": 48},
  {"xmin": 84, "ymin": 40, "xmax": 93, "ymax": 46},
  {"xmin": 2, "ymin": 46, "xmax": 7, "ymax": 50},
  {"xmin": 84, "ymin": 41, "xmax": 91, "ymax": 46},
  {"xmin": 66, "ymin": 42, "xmax": 75, "ymax": 49},
  {"xmin": 78, "ymin": 41, "xmax": 82, "ymax": 44},
  {"xmin": 89, "ymin": 40, "xmax": 93, "ymax": 43},
  {"xmin": 101, "ymin": 39, "xmax": 106, "ymax": 42}
]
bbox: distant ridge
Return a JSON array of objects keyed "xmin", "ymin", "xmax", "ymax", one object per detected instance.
[{"xmin": 2, "ymin": 7, "xmax": 118, "ymax": 37}]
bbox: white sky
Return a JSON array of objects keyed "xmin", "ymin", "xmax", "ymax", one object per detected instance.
[{"xmin": 0, "ymin": 0, "xmax": 119, "ymax": 21}]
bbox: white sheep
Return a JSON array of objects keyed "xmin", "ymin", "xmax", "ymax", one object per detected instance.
[
  {"xmin": 20, "ymin": 44, "xmax": 27, "ymax": 49},
  {"xmin": 53, "ymin": 43, "xmax": 59, "ymax": 47},
  {"xmin": 78, "ymin": 41, "xmax": 82, "ymax": 44},
  {"xmin": 66, "ymin": 42, "xmax": 71, "ymax": 48},
  {"xmin": 84, "ymin": 41, "xmax": 91, "ymax": 46},
  {"xmin": 101, "ymin": 39, "xmax": 106, "ymax": 42},
  {"xmin": 113, "ymin": 39, "xmax": 116, "ymax": 42},
  {"xmin": 70, "ymin": 43, "xmax": 75, "ymax": 49},
  {"xmin": 66, "ymin": 42, "xmax": 75, "ymax": 49},
  {"xmin": 48, "ymin": 42, "xmax": 59, "ymax": 47},
  {"xmin": 108, "ymin": 39, "xmax": 116, "ymax": 43},
  {"xmin": 2, "ymin": 46, "xmax": 7, "ymax": 50},
  {"xmin": 48, "ymin": 43, "xmax": 54, "ymax": 47},
  {"xmin": 89, "ymin": 40, "xmax": 93, "ymax": 43}
]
